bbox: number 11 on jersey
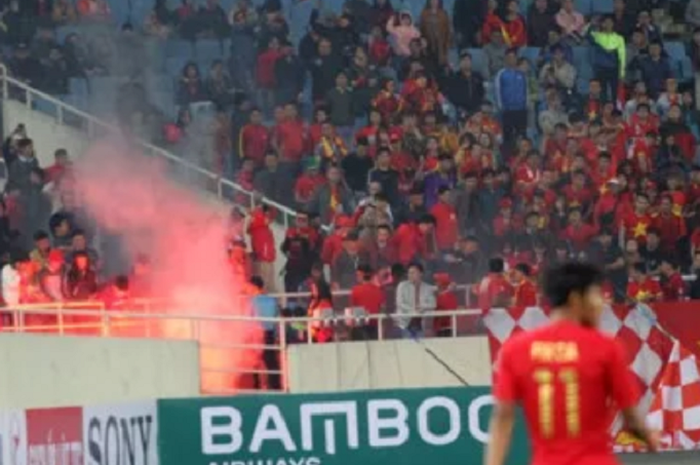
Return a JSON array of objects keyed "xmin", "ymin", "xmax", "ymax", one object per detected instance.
[{"xmin": 533, "ymin": 368, "xmax": 581, "ymax": 438}]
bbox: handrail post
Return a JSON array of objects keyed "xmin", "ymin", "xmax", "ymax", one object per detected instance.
[
  {"xmin": 58, "ymin": 304, "xmax": 64, "ymax": 336},
  {"xmin": 378, "ymin": 314, "xmax": 384, "ymax": 341},
  {"xmin": 279, "ymin": 318, "xmax": 288, "ymax": 392},
  {"xmin": 1, "ymin": 67, "xmax": 8, "ymax": 100},
  {"xmin": 451, "ymin": 314, "xmax": 457, "ymax": 338}
]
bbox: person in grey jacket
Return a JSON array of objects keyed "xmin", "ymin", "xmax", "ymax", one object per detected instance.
[
  {"xmin": 394, "ymin": 262, "xmax": 436, "ymax": 338},
  {"xmin": 307, "ymin": 164, "xmax": 355, "ymax": 225}
]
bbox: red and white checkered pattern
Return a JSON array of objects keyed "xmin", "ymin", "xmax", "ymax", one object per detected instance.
[
  {"xmin": 483, "ymin": 304, "xmax": 675, "ymax": 448},
  {"xmin": 646, "ymin": 340, "xmax": 700, "ymax": 451}
]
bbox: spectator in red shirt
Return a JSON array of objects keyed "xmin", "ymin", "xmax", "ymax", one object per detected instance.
[
  {"xmin": 393, "ymin": 214, "xmax": 438, "ymax": 265},
  {"xmin": 475, "ymin": 257, "xmax": 514, "ymax": 310},
  {"xmin": 350, "ymin": 264, "xmax": 385, "ymax": 339},
  {"xmin": 659, "ymin": 258, "xmax": 686, "ymax": 302},
  {"xmin": 654, "ymin": 193, "xmax": 687, "ymax": 254},
  {"xmin": 430, "ymin": 185, "xmax": 459, "ymax": 251},
  {"xmin": 627, "ymin": 262, "xmax": 662, "ymax": 303},
  {"xmin": 560, "ymin": 207, "xmax": 598, "ymax": 252},
  {"xmin": 238, "ymin": 108, "xmax": 269, "ymax": 168},
  {"xmin": 512, "ymin": 262, "xmax": 538, "ymax": 307},
  {"xmin": 247, "ymin": 205, "xmax": 277, "ymax": 292},
  {"xmin": 256, "ymin": 37, "xmax": 282, "ymax": 107},
  {"xmin": 433, "ymin": 273, "xmax": 459, "ymax": 337},
  {"xmin": 620, "ymin": 192, "xmax": 653, "ymax": 245}
]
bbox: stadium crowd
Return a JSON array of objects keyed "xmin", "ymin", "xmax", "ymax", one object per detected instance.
[{"xmin": 0, "ymin": 0, "xmax": 700, "ymax": 340}]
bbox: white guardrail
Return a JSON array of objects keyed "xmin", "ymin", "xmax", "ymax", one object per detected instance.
[
  {"xmin": 0, "ymin": 304, "xmax": 484, "ymax": 394},
  {"xmin": 0, "ymin": 64, "xmax": 303, "ymax": 229}
]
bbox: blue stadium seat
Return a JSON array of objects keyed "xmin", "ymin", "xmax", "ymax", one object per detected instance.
[
  {"xmin": 574, "ymin": 0, "xmax": 592, "ymax": 14},
  {"xmin": 166, "ymin": 39, "xmax": 194, "ymax": 59},
  {"xmin": 194, "ymin": 39, "xmax": 224, "ymax": 62},
  {"xmin": 519, "ymin": 47, "xmax": 540, "ymax": 65},
  {"xmin": 591, "ymin": 0, "xmax": 614, "ymax": 13},
  {"xmin": 664, "ymin": 41, "xmax": 686, "ymax": 63},
  {"xmin": 166, "ymin": 56, "xmax": 191, "ymax": 78},
  {"xmin": 680, "ymin": 57, "xmax": 694, "ymax": 81},
  {"xmin": 467, "ymin": 48, "xmax": 488, "ymax": 78},
  {"xmin": 56, "ymin": 26, "xmax": 81, "ymax": 43},
  {"xmin": 69, "ymin": 78, "xmax": 89, "ymax": 97}
]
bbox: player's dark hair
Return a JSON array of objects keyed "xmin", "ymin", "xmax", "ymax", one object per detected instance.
[
  {"xmin": 488, "ymin": 257, "xmax": 505, "ymax": 273},
  {"xmin": 543, "ymin": 261, "xmax": 604, "ymax": 307},
  {"xmin": 515, "ymin": 262, "xmax": 531, "ymax": 276}
]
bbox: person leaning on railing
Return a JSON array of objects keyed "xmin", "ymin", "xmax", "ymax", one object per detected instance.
[{"xmin": 395, "ymin": 262, "xmax": 436, "ymax": 339}]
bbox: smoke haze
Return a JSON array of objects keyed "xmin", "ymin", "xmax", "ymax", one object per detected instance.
[{"xmin": 74, "ymin": 140, "xmax": 261, "ymax": 393}]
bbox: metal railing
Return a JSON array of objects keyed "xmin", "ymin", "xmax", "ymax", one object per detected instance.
[
  {"xmin": 0, "ymin": 64, "xmax": 303, "ymax": 230},
  {"xmin": 0, "ymin": 303, "xmax": 483, "ymax": 394}
]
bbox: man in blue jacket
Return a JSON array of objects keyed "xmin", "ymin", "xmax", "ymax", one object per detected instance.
[{"xmin": 494, "ymin": 49, "xmax": 528, "ymax": 150}]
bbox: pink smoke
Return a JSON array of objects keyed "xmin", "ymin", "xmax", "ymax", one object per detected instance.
[{"xmin": 74, "ymin": 141, "xmax": 262, "ymax": 393}]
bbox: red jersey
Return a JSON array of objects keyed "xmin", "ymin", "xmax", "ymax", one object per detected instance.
[
  {"xmin": 430, "ymin": 201, "xmax": 459, "ymax": 250},
  {"xmin": 350, "ymin": 282, "xmax": 385, "ymax": 315},
  {"xmin": 560, "ymin": 223, "xmax": 598, "ymax": 252},
  {"xmin": 626, "ymin": 278, "xmax": 662, "ymax": 303},
  {"xmin": 494, "ymin": 320, "xmax": 639, "ymax": 465},
  {"xmin": 255, "ymin": 49, "xmax": 282, "ymax": 88},
  {"xmin": 276, "ymin": 120, "xmax": 306, "ymax": 162},
  {"xmin": 620, "ymin": 212, "xmax": 654, "ymax": 244},
  {"xmin": 476, "ymin": 273, "xmax": 514, "ymax": 309},
  {"xmin": 661, "ymin": 272, "xmax": 686, "ymax": 302},
  {"xmin": 435, "ymin": 290, "xmax": 459, "ymax": 333},
  {"xmin": 654, "ymin": 212, "xmax": 687, "ymax": 252},
  {"xmin": 514, "ymin": 280, "xmax": 538, "ymax": 307},
  {"xmin": 294, "ymin": 173, "xmax": 325, "ymax": 203},
  {"xmin": 239, "ymin": 124, "xmax": 269, "ymax": 165},
  {"xmin": 562, "ymin": 185, "xmax": 594, "ymax": 208}
]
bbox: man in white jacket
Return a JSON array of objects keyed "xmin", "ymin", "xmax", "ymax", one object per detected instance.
[{"xmin": 395, "ymin": 262, "xmax": 436, "ymax": 338}]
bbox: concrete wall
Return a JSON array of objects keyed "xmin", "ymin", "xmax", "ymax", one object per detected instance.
[
  {"xmin": 2, "ymin": 100, "xmax": 91, "ymax": 168},
  {"xmin": 0, "ymin": 334, "xmax": 200, "ymax": 408},
  {"xmin": 286, "ymin": 336, "xmax": 492, "ymax": 393}
]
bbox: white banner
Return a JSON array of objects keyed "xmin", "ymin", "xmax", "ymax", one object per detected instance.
[{"xmin": 82, "ymin": 401, "xmax": 158, "ymax": 465}]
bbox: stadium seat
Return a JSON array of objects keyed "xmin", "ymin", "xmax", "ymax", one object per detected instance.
[
  {"xmin": 467, "ymin": 48, "xmax": 488, "ymax": 78},
  {"xmin": 166, "ymin": 56, "xmax": 192, "ymax": 78},
  {"xmin": 574, "ymin": 0, "xmax": 592, "ymax": 15},
  {"xmin": 69, "ymin": 78, "xmax": 89, "ymax": 97},
  {"xmin": 194, "ymin": 39, "xmax": 224, "ymax": 63},
  {"xmin": 166, "ymin": 39, "xmax": 194, "ymax": 59},
  {"xmin": 591, "ymin": 0, "xmax": 614, "ymax": 14},
  {"xmin": 519, "ymin": 47, "xmax": 540, "ymax": 65}
]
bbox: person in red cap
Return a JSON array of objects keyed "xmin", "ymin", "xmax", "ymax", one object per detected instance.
[
  {"xmin": 475, "ymin": 257, "xmax": 514, "ymax": 310},
  {"xmin": 433, "ymin": 273, "xmax": 458, "ymax": 337},
  {"xmin": 512, "ymin": 262, "xmax": 537, "ymax": 307}
]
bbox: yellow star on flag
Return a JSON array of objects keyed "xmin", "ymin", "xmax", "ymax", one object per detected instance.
[
  {"xmin": 635, "ymin": 290, "xmax": 650, "ymax": 302},
  {"xmin": 633, "ymin": 222, "xmax": 648, "ymax": 238}
]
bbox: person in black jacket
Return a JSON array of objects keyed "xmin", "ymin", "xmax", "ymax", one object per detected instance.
[
  {"xmin": 452, "ymin": 0, "xmax": 486, "ymax": 49},
  {"xmin": 441, "ymin": 51, "xmax": 485, "ymax": 115},
  {"xmin": 274, "ymin": 43, "xmax": 305, "ymax": 106}
]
